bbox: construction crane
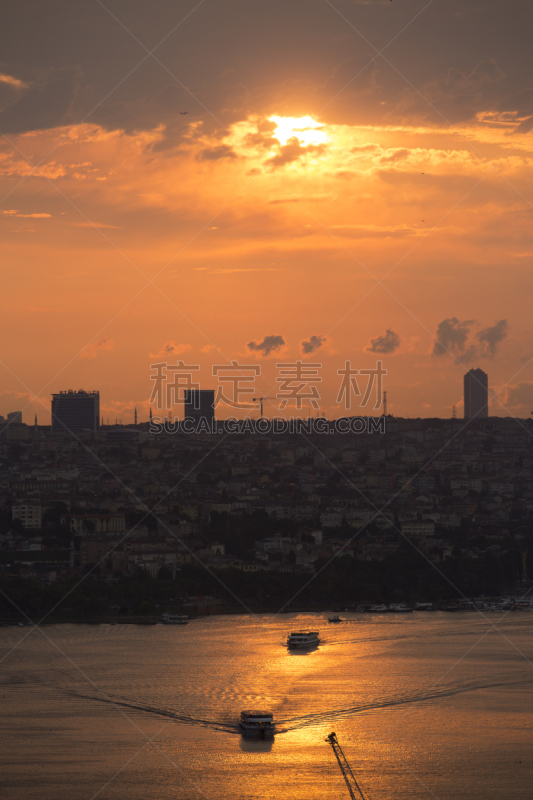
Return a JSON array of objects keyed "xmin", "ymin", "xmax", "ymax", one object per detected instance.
[
  {"xmin": 326, "ymin": 732, "xmax": 367, "ymax": 800},
  {"xmin": 253, "ymin": 397, "xmax": 275, "ymax": 417}
]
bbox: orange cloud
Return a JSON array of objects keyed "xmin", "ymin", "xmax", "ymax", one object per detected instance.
[
  {"xmin": 149, "ymin": 341, "xmax": 192, "ymax": 359},
  {"xmin": 0, "ymin": 108, "xmax": 531, "ymax": 421},
  {"xmin": 0, "ymin": 73, "xmax": 29, "ymax": 90},
  {"xmin": 80, "ymin": 338, "xmax": 115, "ymax": 359},
  {"xmin": 2, "ymin": 210, "xmax": 51, "ymax": 218}
]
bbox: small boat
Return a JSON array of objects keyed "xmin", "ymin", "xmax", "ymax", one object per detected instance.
[
  {"xmin": 328, "ymin": 615, "xmax": 342, "ymax": 623},
  {"xmin": 388, "ymin": 604, "xmax": 412, "ymax": 613},
  {"xmin": 239, "ymin": 710, "xmax": 275, "ymax": 738},
  {"xmin": 414, "ymin": 602, "xmax": 433, "ymax": 611},
  {"xmin": 366, "ymin": 604, "xmax": 388, "ymax": 613},
  {"xmin": 162, "ymin": 612, "xmax": 188, "ymax": 624},
  {"xmin": 287, "ymin": 630, "xmax": 320, "ymax": 649}
]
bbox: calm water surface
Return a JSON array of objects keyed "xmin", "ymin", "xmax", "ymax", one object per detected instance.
[{"xmin": 1, "ymin": 612, "xmax": 532, "ymax": 800}]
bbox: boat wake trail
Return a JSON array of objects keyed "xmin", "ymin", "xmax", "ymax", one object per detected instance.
[
  {"xmin": 64, "ymin": 674, "xmax": 532, "ymax": 736},
  {"xmin": 277, "ymin": 676, "xmax": 533, "ymax": 731},
  {"xmin": 66, "ymin": 690, "xmax": 239, "ymax": 733}
]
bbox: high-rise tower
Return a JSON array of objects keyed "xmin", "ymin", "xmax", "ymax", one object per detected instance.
[
  {"xmin": 184, "ymin": 389, "xmax": 215, "ymax": 427},
  {"xmin": 463, "ymin": 369, "xmax": 488, "ymax": 419},
  {"xmin": 51, "ymin": 390, "xmax": 100, "ymax": 432}
]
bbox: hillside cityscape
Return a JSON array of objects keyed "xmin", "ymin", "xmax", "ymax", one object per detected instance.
[{"xmin": 1, "ymin": 367, "xmax": 532, "ymax": 622}]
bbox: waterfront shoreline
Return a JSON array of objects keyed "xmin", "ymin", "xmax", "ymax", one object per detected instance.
[{"xmin": 2, "ymin": 597, "xmax": 530, "ymax": 627}]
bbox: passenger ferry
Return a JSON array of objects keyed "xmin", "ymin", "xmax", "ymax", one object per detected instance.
[
  {"xmin": 161, "ymin": 613, "xmax": 189, "ymax": 624},
  {"xmin": 287, "ymin": 630, "xmax": 320, "ymax": 649},
  {"xmin": 239, "ymin": 710, "xmax": 275, "ymax": 737}
]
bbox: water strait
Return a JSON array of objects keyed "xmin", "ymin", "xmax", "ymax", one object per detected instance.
[{"xmin": 1, "ymin": 612, "xmax": 532, "ymax": 800}]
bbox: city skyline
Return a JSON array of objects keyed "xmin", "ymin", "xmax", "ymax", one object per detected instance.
[
  {"xmin": 0, "ymin": 323, "xmax": 525, "ymax": 424},
  {"xmin": 4, "ymin": 365, "xmax": 532, "ymax": 427}
]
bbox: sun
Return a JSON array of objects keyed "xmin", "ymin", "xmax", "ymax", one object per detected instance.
[{"xmin": 270, "ymin": 115, "xmax": 329, "ymax": 147}]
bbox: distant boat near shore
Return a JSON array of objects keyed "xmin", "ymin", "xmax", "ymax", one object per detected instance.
[
  {"xmin": 388, "ymin": 604, "xmax": 412, "ymax": 613},
  {"xmin": 162, "ymin": 613, "xmax": 189, "ymax": 624}
]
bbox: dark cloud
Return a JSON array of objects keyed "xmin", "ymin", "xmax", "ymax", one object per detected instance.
[
  {"xmin": 0, "ymin": 1, "xmax": 532, "ymax": 136},
  {"xmin": 265, "ymin": 138, "xmax": 326, "ymax": 169},
  {"xmin": 433, "ymin": 317, "xmax": 509, "ymax": 360},
  {"xmin": 432, "ymin": 317, "xmax": 473, "ymax": 357},
  {"xmin": 498, "ymin": 86, "xmax": 533, "ymax": 114},
  {"xmin": 515, "ymin": 116, "xmax": 533, "ymax": 134},
  {"xmin": 506, "ymin": 381, "xmax": 533, "ymax": 411},
  {"xmin": 379, "ymin": 149, "xmax": 410, "ymax": 164},
  {"xmin": 366, "ymin": 328, "xmax": 401, "ymax": 354},
  {"xmin": 244, "ymin": 119, "xmax": 278, "ymax": 149},
  {"xmin": 301, "ymin": 334, "xmax": 326, "ymax": 355},
  {"xmin": 497, "ymin": 87, "xmax": 533, "ymax": 133},
  {"xmin": 0, "ymin": 71, "xmax": 78, "ymax": 133},
  {"xmin": 472, "ymin": 319, "xmax": 509, "ymax": 358},
  {"xmin": 415, "ymin": 60, "xmax": 506, "ymax": 123},
  {"xmin": 247, "ymin": 334, "xmax": 285, "ymax": 356},
  {"xmin": 322, "ymin": 53, "xmax": 512, "ymax": 127},
  {"xmin": 0, "ymin": 74, "xmax": 29, "ymax": 113},
  {"xmin": 197, "ymin": 144, "xmax": 238, "ymax": 161}
]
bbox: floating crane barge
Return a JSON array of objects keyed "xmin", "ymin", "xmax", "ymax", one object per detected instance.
[{"xmin": 326, "ymin": 732, "xmax": 367, "ymax": 800}]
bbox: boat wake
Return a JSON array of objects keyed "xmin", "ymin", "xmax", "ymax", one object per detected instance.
[
  {"xmin": 277, "ymin": 675, "xmax": 533, "ymax": 731},
  {"xmin": 64, "ymin": 673, "xmax": 532, "ymax": 736},
  {"xmin": 65, "ymin": 690, "xmax": 239, "ymax": 733}
]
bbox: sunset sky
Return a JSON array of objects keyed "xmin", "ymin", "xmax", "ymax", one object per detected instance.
[{"xmin": 1, "ymin": 0, "xmax": 533, "ymax": 422}]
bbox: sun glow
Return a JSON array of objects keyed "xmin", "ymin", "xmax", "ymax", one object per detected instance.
[{"xmin": 270, "ymin": 115, "xmax": 329, "ymax": 147}]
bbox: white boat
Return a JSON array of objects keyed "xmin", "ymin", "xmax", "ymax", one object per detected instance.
[
  {"xmin": 414, "ymin": 602, "xmax": 434, "ymax": 611},
  {"xmin": 388, "ymin": 604, "xmax": 412, "ymax": 613},
  {"xmin": 287, "ymin": 630, "xmax": 320, "ymax": 648},
  {"xmin": 367, "ymin": 604, "xmax": 388, "ymax": 613},
  {"xmin": 162, "ymin": 613, "xmax": 188, "ymax": 624},
  {"xmin": 328, "ymin": 615, "xmax": 342, "ymax": 623},
  {"xmin": 239, "ymin": 710, "xmax": 275, "ymax": 737}
]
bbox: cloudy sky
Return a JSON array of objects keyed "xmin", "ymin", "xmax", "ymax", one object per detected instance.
[{"xmin": 1, "ymin": 0, "xmax": 533, "ymax": 422}]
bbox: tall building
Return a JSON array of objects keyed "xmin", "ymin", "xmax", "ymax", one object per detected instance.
[
  {"xmin": 51, "ymin": 390, "xmax": 100, "ymax": 432},
  {"xmin": 7, "ymin": 411, "xmax": 22, "ymax": 424},
  {"xmin": 463, "ymin": 369, "xmax": 488, "ymax": 419},
  {"xmin": 183, "ymin": 389, "xmax": 215, "ymax": 426}
]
